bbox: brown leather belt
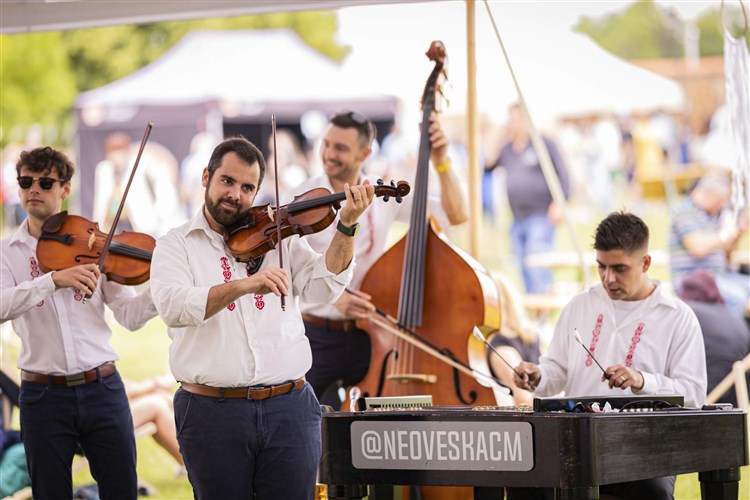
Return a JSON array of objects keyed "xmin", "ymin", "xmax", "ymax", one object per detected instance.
[
  {"xmin": 302, "ymin": 313, "xmax": 358, "ymax": 332},
  {"xmin": 180, "ymin": 378, "xmax": 305, "ymax": 400},
  {"xmin": 21, "ymin": 362, "xmax": 117, "ymax": 387}
]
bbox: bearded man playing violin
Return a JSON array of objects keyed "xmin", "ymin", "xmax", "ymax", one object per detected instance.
[
  {"xmin": 150, "ymin": 136, "xmax": 373, "ymax": 499},
  {"xmin": 0, "ymin": 146, "xmax": 158, "ymax": 500}
]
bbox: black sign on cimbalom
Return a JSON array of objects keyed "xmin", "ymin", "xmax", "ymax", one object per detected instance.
[
  {"xmin": 351, "ymin": 421, "xmax": 533, "ymax": 471},
  {"xmin": 320, "ymin": 406, "xmax": 748, "ymax": 500}
]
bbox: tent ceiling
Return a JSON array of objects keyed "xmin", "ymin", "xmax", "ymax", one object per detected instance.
[{"xmin": 0, "ymin": 0, "xmax": 428, "ymax": 34}]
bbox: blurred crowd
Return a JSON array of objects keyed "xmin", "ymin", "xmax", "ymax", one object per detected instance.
[{"xmin": 1, "ymin": 104, "xmax": 746, "ymax": 289}]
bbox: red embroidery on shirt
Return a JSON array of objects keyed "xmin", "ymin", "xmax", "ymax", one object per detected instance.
[
  {"xmin": 73, "ymin": 288, "xmax": 83, "ymax": 302},
  {"xmin": 220, "ymin": 257, "xmax": 236, "ymax": 311},
  {"xmin": 585, "ymin": 315, "xmax": 645, "ymax": 369},
  {"xmin": 246, "ymin": 263, "xmax": 266, "ymax": 310},
  {"xmin": 254, "ymin": 294, "xmax": 265, "ymax": 310},
  {"xmin": 586, "ymin": 314, "xmax": 604, "ymax": 367},
  {"xmin": 28, "ymin": 257, "xmax": 44, "ymax": 307},
  {"xmin": 626, "ymin": 323, "xmax": 645, "ymax": 367}
]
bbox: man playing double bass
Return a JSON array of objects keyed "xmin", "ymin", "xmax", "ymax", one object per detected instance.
[
  {"xmin": 0, "ymin": 146, "xmax": 158, "ymax": 499},
  {"xmin": 291, "ymin": 111, "xmax": 468, "ymax": 406}
]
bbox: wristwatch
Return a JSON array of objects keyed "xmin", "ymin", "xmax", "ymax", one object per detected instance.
[{"xmin": 336, "ymin": 220, "xmax": 360, "ymax": 237}]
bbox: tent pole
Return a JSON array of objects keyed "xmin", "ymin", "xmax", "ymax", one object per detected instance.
[{"xmin": 466, "ymin": 0, "xmax": 481, "ymax": 258}]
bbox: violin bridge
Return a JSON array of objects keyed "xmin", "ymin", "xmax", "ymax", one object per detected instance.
[
  {"xmin": 267, "ymin": 205, "xmax": 274, "ymax": 222},
  {"xmin": 87, "ymin": 231, "xmax": 96, "ymax": 250},
  {"xmin": 387, "ymin": 374, "xmax": 438, "ymax": 384}
]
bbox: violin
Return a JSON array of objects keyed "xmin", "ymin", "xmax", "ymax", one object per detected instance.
[
  {"xmin": 224, "ymin": 179, "xmax": 410, "ymax": 262},
  {"xmin": 36, "ymin": 211, "xmax": 155, "ymax": 286}
]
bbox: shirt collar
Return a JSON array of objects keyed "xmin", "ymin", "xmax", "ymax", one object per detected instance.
[
  {"xmin": 185, "ymin": 206, "xmax": 232, "ymax": 252},
  {"xmin": 8, "ymin": 219, "xmax": 36, "ymax": 248}
]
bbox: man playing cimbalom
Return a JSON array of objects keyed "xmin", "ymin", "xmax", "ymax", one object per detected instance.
[{"xmin": 512, "ymin": 211, "xmax": 706, "ymax": 500}]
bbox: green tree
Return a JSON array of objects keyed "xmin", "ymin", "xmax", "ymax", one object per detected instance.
[
  {"xmin": 694, "ymin": 7, "xmax": 750, "ymax": 56},
  {"xmin": 576, "ymin": 0, "xmax": 749, "ymax": 60},
  {"xmin": 1, "ymin": 11, "xmax": 347, "ymax": 147},
  {"xmin": 575, "ymin": 0, "xmax": 682, "ymax": 60},
  {"xmin": 0, "ymin": 32, "xmax": 78, "ymax": 144}
]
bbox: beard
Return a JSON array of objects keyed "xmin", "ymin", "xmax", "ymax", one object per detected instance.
[{"xmin": 204, "ymin": 192, "xmax": 244, "ymax": 227}]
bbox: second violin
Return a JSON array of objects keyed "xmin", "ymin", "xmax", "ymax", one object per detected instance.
[
  {"xmin": 36, "ymin": 211, "xmax": 155, "ymax": 285},
  {"xmin": 224, "ymin": 179, "xmax": 410, "ymax": 262}
]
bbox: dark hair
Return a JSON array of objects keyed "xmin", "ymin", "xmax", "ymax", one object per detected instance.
[
  {"xmin": 329, "ymin": 111, "xmax": 377, "ymax": 148},
  {"xmin": 593, "ymin": 211, "xmax": 649, "ymax": 254},
  {"xmin": 206, "ymin": 136, "xmax": 266, "ymax": 187},
  {"xmin": 16, "ymin": 146, "xmax": 75, "ymax": 181}
]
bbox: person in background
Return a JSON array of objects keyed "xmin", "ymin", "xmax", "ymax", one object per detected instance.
[
  {"xmin": 679, "ymin": 270, "xmax": 750, "ymax": 407},
  {"xmin": 669, "ymin": 173, "xmax": 749, "ymax": 319},
  {"xmin": 150, "ymin": 136, "xmax": 373, "ymax": 498},
  {"xmin": 1, "ymin": 146, "xmax": 157, "ymax": 500},
  {"xmin": 123, "ymin": 376, "xmax": 186, "ymax": 476},
  {"xmin": 513, "ymin": 211, "xmax": 706, "ymax": 500},
  {"xmin": 93, "ymin": 133, "xmax": 185, "ymax": 237},
  {"xmin": 486, "ymin": 103, "xmax": 570, "ymax": 294}
]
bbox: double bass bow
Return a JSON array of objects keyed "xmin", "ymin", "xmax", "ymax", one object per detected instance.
[
  {"xmin": 36, "ymin": 122, "xmax": 156, "ymax": 292},
  {"xmin": 356, "ymin": 41, "xmax": 503, "ymax": 408}
]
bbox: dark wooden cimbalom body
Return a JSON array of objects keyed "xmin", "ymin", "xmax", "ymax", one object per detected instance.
[{"xmin": 320, "ymin": 407, "xmax": 748, "ymax": 500}]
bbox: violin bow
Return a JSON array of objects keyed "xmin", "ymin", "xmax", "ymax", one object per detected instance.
[
  {"xmin": 84, "ymin": 121, "xmax": 153, "ymax": 303},
  {"xmin": 271, "ymin": 115, "xmax": 286, "ymax": 311}
]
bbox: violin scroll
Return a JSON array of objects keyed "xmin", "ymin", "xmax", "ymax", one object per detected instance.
[{"xmin": 376, "ymin": 179, "xmax": 410, "ymax": 203}]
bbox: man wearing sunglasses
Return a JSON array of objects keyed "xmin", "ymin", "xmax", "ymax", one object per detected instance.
[
  {"xmin": 290, "ymin": 110, "xmax": 468, "ymax": 407},
  {"xmin": 0, "ymin": 146, "xmax": 157, "ymax": 499}
]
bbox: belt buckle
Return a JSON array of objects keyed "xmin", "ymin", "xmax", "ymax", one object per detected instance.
[
  {"xmin": 247, "ymin": 387, "xmax": 271, "ymax": 400},
  {"xmin": 65, "ymin": 373, "xmax": 86, "ymax": 387}
]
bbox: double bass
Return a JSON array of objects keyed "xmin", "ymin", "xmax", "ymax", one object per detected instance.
[{"xmin": 357, "ymin": 42, "xmax": 502, "ymax": 410}]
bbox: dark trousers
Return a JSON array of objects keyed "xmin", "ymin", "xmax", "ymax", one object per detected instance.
[
  {"xmin": 506, "ymin": 476, "xmax": 676, "ymax": 500},
  {"xmin": 304, "ymin": 322, "xmax": 371, "ymax": 408},
  {"xmin": 173, "ymin": 382, "xmax": 321, "ymax": 499},
  {"xmin": 19, "ymin": 370, "xmax": 137, "ymax": 500}
]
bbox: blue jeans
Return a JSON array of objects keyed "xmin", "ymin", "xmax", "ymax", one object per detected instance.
[
  {"xmin": 174, "ymin": 382, "xmax": 321, "ymax": 499},
  {"xmin": 305, "ymin": 321, "xmax": 370, "ymax": 408},
  {"xmin": 510, "ymin": 214, "xmax": 555, "ymax": 294},
  {"xmin": 19, "ymin": 370, "xmax": 137, "ymax": 500}
]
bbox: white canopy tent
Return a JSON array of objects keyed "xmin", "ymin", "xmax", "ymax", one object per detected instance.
[
  {"xmin": 74, "ymin": 29, "xmax": 399, "ymax": 218},
  {"xmin": 76, "ymin": 29, "xmax": 394, "ymax": 111}
]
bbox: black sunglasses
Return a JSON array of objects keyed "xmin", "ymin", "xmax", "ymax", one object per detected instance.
[{"xmin": 17, "ymin": 176, "xmax": 66, "ymax": 190}]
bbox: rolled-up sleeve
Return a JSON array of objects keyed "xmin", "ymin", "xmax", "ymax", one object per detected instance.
[
  {"xmin": 150, "ymin": 231, "xmax": 210, "ymax": 327},
  {"xmin": 287, "ymin": 236, "xmax": 354, "ymax": 305}
]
